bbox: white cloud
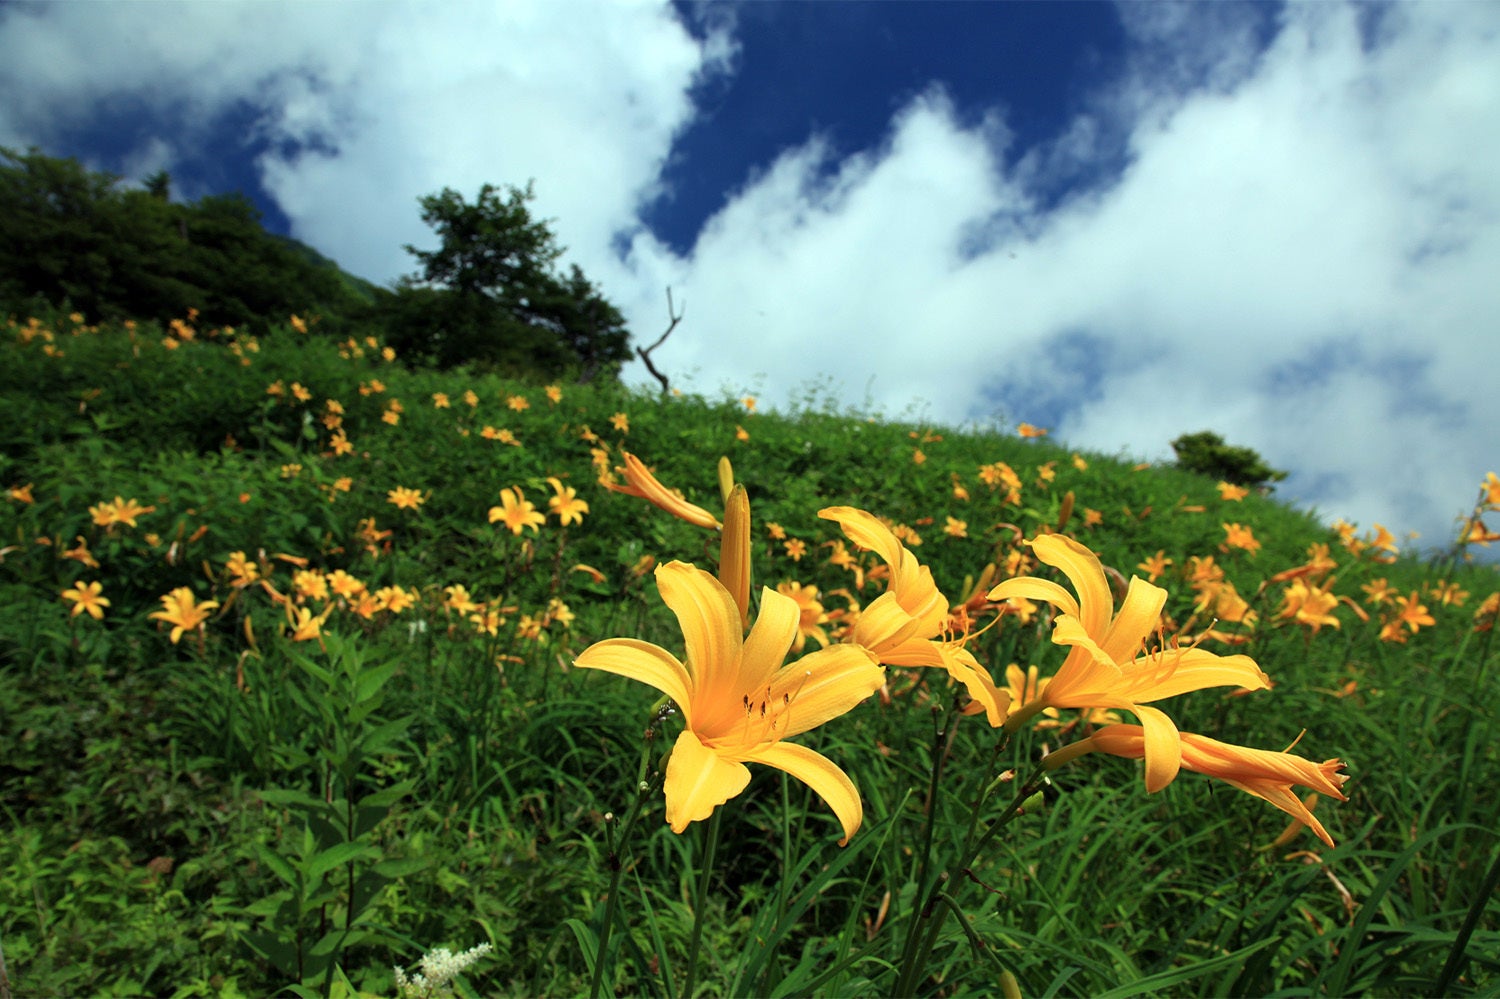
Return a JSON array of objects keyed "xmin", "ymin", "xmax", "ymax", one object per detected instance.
[{"xmin": 1, "ymin": 0, "xmax": 1496, "ymax": 552}]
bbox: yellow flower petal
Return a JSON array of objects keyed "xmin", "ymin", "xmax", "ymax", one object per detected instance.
[
  {"xmin": 744, "ymin": 740, "xmax": 862, "ymax": 845},
  {"xmin": 818, "ymin": 506, "xmax": 903, "ymax": 568},
  {"xmin": 1099, "ymin": 577, "xmax": 1167, "ymax": 663},
  {"xmin": 1029, "ymin": 534, "xmax": 1112, "ymax": 636},
  {"xmin": 656, "ymin": 561, "xmax": 742, "ymax": 703},
  {"xmin": 665, "ymin": 729, "xmax": 751, "ymax": 833},
  {"xmin": 1135, "ymin": 704, "xmax": 1182, "ymax": 793},
  {"xmin": 986, "ymin": 577, "xmax": 1079, "ymax": 619},
  {"xmin": 574, "ymin": 638, "xmax": 693, "ymax": 719},
  {"xmin": 764, "ymin": 644, "xmax": 883, "ymax": 739}
]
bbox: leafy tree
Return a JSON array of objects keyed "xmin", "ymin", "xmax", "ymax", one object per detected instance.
[
  {"xmin": 390, "ymin": 182, "xmax": 631, "ymax": 381},
  {"xmin": 0, "ymin": 146, "xmax": 372, "ymax": 330},
  {"xmin": 1171, "ymin": 430, "xmax": 1288, "ymax": 490}
]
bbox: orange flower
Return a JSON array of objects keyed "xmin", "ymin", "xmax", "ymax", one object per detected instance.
[
  {"xmin": 1222, "ymin": 523, "xmax": 1261, "ymax": 555},
  {"xmin": 1277, "ymin": 578, "xmax": 1341, "ymax": 633},
  {"xmin": 506, "ymin": 394, "xmax": 530, "ymax": 411},
  {"xmin": 387, "ymin": 486, "xmax": 426, "ymax": 510},
  {"xmin": 545, "ymin": 385, "xmax": 563, "ymax": 404},
  {"xmin": 610, "ymin": 412, "xmax": 630, "ymax": 433},
  {"xmin": 150, "ymin": 587, "xmax": 220, "ymax": 644},
  {"xmin": 546, "ymin": 477, "xmax": 589, "ymax": 527},
  {"xmin": 61, "ymin": 580, "xmax": 110, "ymax": 619},
  {"xmin": 1217, "ymin": 481, "xmax": 1250, "ymax": 501},
  {"xmin": 1051, "ymin": 725, "xmax": 1349, "ymax": 847},
  {"xmin": 820, "ymin": 506, "xmax": 1008, "ymax": 725},
  {"xmin": 1137, "ymin": 551, "xmax": 1172, "ymax": 582},
  {"xmin": 604, "ymin": 453, "xmax": 720, "ymax": 530},
  {"xmin": 489, "ymin": 487, "xmax": 546, "ymax": 535},
  {"xmin": 989, "ymin": 534, "xmax": 1270, "ymax": 790},
  {"xmin": 1017, "ymin": 422, "xmax": 1048, "ymax": 438}
]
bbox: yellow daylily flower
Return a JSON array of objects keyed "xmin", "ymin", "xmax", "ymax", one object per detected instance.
[
  {"xmin": 604, "ymin": 452, "xmax": 720, "ymax": 530},
  {"xmin": 61, "ymin": 580, "xmax": 110, "ymax": 620},
  {"xmin": 819, "ymin": 506, "xmax": 1009, "ymax": 726},
  {"xmin": 150, "ymin": 587, "xmax": 220, "ymax": 644},
  {"xmin": 988, "ymin": 534, "xmax": 1270, "ymax": 791},
  {"xmin": 575, "ymin": 561, "xmax": 883, "ymax": 843},
  {"xmin": 489, "ymin": 487, "xmax": 546, "ymax": 535},
  {"xmin": 1049, "ymin": 724, "xmax": 1349, "ymax": 847}
]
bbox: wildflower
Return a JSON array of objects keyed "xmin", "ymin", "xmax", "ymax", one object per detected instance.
[
  {"xmin": 1218, "ymin": 481, "xmax": 1250, "ymax": 501},
  {"xmin": 1361, "ymin": 578, "xmax": 1395, "ymax": 607},
  {"xmin": 289, "ymin": 314, "xmax": 307, "ymax": 334},
  {"xmin": 376, "ymin": 586, "xmax": 417, "ymax": 614},
  {"xmin": 604, "ymin": 453, "xmax": 720, "ymax": 530},
  {"xmin": 394, "ymin": 943, "xmax": 493, "ymax": 999},
  {"xmin": 545, "ymin": 384, "xmax": 562, "ymax": 404},
  {"xmin": 1277, "ymin": 579, "xmax": 1341, "ymax": 633},
  {"xmin": 481, "ymin": 426, "xmax": 519, "ymax": 445},
  {"xmin": 1380, "ymin": 592, "xmax": 1435, "ymax": 641},
  {"xmin": 463, "ymin": 390, "xmax": 478, "ymax": 407},
  {"xmin": 330, "ymin": 432, "xmax": 354, "ymax": 456},
  {"xmin": 951, "ymin": 475, "xmax": 970, "ymax": 501},
  {"xmin": 90, "ymin": 496, "xmax": 155, "ymax": 528},
  {"xmin": 767, "ymin": 522, "xmax": 787, "ymax": 541},
  {"xmin": 736, "ymin": 425, "xmax": 750, "ymax": 442},
  {"xmin": 785, "ymin": 538, "xmax": 807, "ymax": 561},
  {"xmin": 489, "ymin": 487, "xmax": 546, "ymax": 535},
  {"xmin": 1072, "ymin": 453, "xmax": 1089, "ymax": 472},
  {"xmin": 288, "ymin": 604, "xmax": 331, "ymax": 642},
  {"xmin": 444, "ymin": 584, "xmax": 480, "ymax": 615},
  {"xmin": 944, "ymin": 517, "xmax": 967, "ymax": 539},
  {"xmin": 61, "ymin": 580, "xmax": 110, "ymax": 619},
  {"xmin": 280, "ymin": 463, "xmax": 303, "ymax": 479},
  {"xmin": 225, "ymin": 551, "xmax": 261, "ymax": 590},
  {"xmin": 1222, "ymin": 523, "xmax": 1261, "ymax": 555},
  {"xmin": 820, "ymin": 506, "xmax": 1008, "ymax": 725},
  {"xmin": 576, "ymin": 562, "xmax": 884, "ymax": 842},
  {"xmin": 778, "ymin": 581, "xmax": 831, "ymax": 651},
  {"xmin": 1017, "ymin": 422, "xmax": 1048, "ymax": 438},
  {"xmin": 290, "ymin": 382, "xmax": 312, "ymax": 403},
  {"xmin": 326, "ymin": 570, "xmax": 365, "ymax": 600},
  {"xmin": 742, "ymin": 396, "xmax": 757, "ymax": 412},
  {"xmin": 388, "ymin": 487, "xmax": 426, "ymax": 510},
  {"xmin": 1048, "ymin": 725, "xmax": 1349, "ymax": 846},
  {"xmin": 1083, "ymin": 508, "xmax": 1103, "ymax": 527},
  {"xmin": 62, "ymin": 536, "xmax": 99, "ymax": 569},
  {"xmin": 610, "ymin": 412, "xmax": 630, "ymax": 433},
  {"xmin": 293, "ymin": 569, "xmax": 329, "ymax": 602},
  {"xmin": 546, "ymin": 477, "xmax": 589, "ymax": 526},
  {"xmin": 382, "ymin": 407, "xmax": 401, "ymax": 425},
  {"xmin": 988, "ymin": 534, "xmax": 1270, "ymax": 790},
  {"xmin": 433, "ymin": 392, "xmax": 451, "ymax": 408},
  {"xmin": 150, "ymin": 587, "xmax": 220, "ymax": 644},
  {"xmin": 382, "ymin": 346, "xmax": 396, "ymax": 362},
  {"xmin": 912, "ymin": 449, "xmax": 927, "ymax": 465},
  {"xmin": 506, "ymin": 394, "xmax": 530, "ymax": 411},
  {"xmin": 1475, "ymin": 592, "xmax": 1500, "ymax": 632},
  {"xmin": 7, "ymin": 483, "xmax": 33, "ymax": 504}
]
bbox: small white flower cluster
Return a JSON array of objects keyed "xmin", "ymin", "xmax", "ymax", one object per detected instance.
[{"xmin": 393, "ymin": 942, "xmax": 494, "ymax": 998}]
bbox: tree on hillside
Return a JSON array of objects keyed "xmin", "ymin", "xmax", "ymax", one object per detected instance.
[
  {"xmin": 0, "ymin": 146, "xmax": 370, "ymax": 329},
  {"xmin": 386, "ymin": 182, "xmax": 631, "ymax": 381}
]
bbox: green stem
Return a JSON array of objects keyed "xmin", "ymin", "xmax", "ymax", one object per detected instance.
[
  {"xmin": 891, "ymin": 760, "xmax": 1050, "ymax": 998},
  {"xmin": 588, "ymin": 729, "xmax": 658, "ymax": 999},
  {"xmin": 682, "ymin": 806, "xmax": 725, "ymax": 999}
]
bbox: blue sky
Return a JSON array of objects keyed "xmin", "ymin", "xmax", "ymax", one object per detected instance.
[{"xmin": 2, "ymin": 0, "xmax": 1497, "ymax": 557}]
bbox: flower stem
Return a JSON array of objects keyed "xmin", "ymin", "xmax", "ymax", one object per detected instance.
[
  {"xmin": 588, "ymin": 729, "xmax": 658, "ymax": 999},
  {"xmin": 683, "ymin": 806, "xmax": 725, "ymax": 998}
]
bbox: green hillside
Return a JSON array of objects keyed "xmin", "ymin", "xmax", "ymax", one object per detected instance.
[{"xmin": 2, "ymin": 309, "xmax": 1497, "ymax": 996}]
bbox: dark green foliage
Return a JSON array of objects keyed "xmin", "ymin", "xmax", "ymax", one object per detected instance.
[
  {"xmin": 1171, "ymin": 429, "xmax": 1288, "ymax": 489},
  {"xmin": 0, "ymin": 147, "xmax": 375, "ymax": 331},
  {"xmin": 382, "ymin": 182, "xmax": 631, "ymax": 381}
]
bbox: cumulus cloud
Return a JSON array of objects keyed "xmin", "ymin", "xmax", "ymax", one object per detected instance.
[{"xmin": 0, "ymin": 0, "xmax": 1495, "ymax": 551}]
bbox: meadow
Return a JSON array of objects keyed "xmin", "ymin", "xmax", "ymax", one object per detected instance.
[{"xmin": 2, "ymin": 310, "xmax": 1497, "ymax": 997}]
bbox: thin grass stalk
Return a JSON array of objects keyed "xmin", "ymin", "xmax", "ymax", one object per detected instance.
[
  {"xmin": 1433, "ymin": 830, "xmax": 1500, "ymax": 995},
  {"xmin": 893, "ymin": 706, "xmax": 958, "ymax": 990},
  {"xmin": 588, "ymin": 728, "xmax": 658, "ymax": 999},
  {"xmin": 892, "ymin": 760, "xmax": 1050, "ymax": 997},
  {"xmin": 682, "ymin": 806, "xmax": 724, "ymax": 999}
]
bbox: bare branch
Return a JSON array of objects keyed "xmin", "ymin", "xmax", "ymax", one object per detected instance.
[{"xmin": 637, "ymin": 287, "xmax": 682, "ymax": 396}]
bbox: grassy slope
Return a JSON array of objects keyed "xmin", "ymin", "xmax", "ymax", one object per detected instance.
[{"xmin": 2, "ymin": 311, "xmax": 1497, "ymax": 996}]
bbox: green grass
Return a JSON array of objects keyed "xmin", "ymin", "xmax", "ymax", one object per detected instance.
[{"xmin": 1, "ymin": 310, "xmax": 1497, "ymax": 997}]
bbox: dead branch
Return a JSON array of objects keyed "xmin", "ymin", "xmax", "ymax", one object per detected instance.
[{"xmin": 637, "ymin": 287, "xmax": 682, "ymax": 396}]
